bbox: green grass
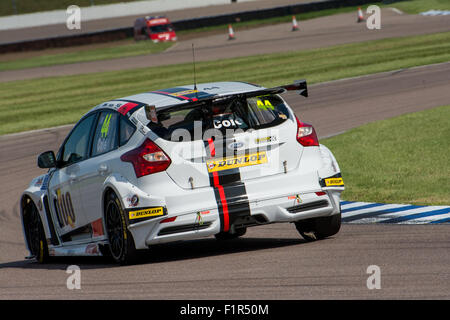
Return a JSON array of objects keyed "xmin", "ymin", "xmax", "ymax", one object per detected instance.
[
  {"xmin": 322, "ymin": 105, "xmax": 450, "ymax": 205},
  {"xmin": 0, "ymin": 41, "xmax": 173, "ymax": 71},
  {"xmin": 389, "ymin": 0, "xmax": 450, "ymax": 14},
  {"xmin": 1, "ymin": 31, "xmax": 450, "ymax": 135},
  {"xmin": 0, "ymin": 0, "xmax": 146, "ymax": 16}
]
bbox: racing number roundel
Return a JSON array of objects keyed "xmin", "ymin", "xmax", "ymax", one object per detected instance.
[{"xmin": 55, "ymin": 189, "xmax": 76, "ymax": 228}]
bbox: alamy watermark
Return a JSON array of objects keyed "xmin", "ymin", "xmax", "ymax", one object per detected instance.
[
  {"xmin": 66, "ymin": 265, "xmax": 81, "ymax": 290},
  {"xmin": 366, "ymin": 265, "xmax": 381, "ymax": 290},
  {"xmin": 66, "ymin": 5, "xmax": 81, "ymax": 30},
  {"xmin": 366, "ymin": 5, "xmax": 381, "ymax": 30}
]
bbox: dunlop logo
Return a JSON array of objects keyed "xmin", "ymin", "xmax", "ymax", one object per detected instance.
[
  {"xmin": 206, "ymin": 151, "xmax": 268, "ymax": 172},
  {"xmin": 129, "ymin": 207, "xmax": 164, "ymax": 220},
  {"xmin": 324, "ymin": 177, "xmax": 344, "ymax": 186}
]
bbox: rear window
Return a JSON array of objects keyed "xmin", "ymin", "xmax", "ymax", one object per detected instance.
[{"xmin": 147, "ymin": 94, "xmax": 290, "ymax": 141}]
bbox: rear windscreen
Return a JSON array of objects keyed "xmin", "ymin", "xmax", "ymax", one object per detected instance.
[{"xmin": 147, "ymin": 95, "xmax": 290, "ymax": 141}]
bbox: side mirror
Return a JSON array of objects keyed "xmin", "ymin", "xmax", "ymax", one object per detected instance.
[{"xmin": 38, "ymin": 151, "xmax": 56, "ymax": 169}]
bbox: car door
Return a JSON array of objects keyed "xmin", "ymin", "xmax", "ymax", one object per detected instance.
[
  {"xmin": 76, "ymin": 110, "xmax": 122, "ymax": 224},
  {"xmin": 48, "ymin": 113, "xmax": 97, "ymax": 238}
]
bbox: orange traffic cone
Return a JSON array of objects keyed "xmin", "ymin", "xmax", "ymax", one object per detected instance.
[
  {"xmin": 291, "ymin": 15, "xmax": 299, "ymax": 31},
  {"xmin": 228, "ymin": 24, "xmax": 235, "ymax": 40},
  {"xmin": 357, "ymin": 7, "xmax": 364, "ymax": 23}
]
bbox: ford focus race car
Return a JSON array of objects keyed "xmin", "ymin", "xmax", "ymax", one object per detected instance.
[{"xmin": 21, "ymin": 80, "xmax": 344, "ymax": 264}]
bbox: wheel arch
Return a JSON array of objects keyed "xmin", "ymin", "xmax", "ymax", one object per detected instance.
[{"xmin": 20, "ymin": 192, "xmax": 49, "ymax": 256}]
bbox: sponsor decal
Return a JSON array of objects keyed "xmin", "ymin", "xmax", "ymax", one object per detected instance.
[
  {"xmin": 196, "ymin": 212, "xmax": 204, "ymax": 226},
  {"xmin": 324, "ymin": 177, "xmax": 344, "ymax": 186},
  {"xmin": 255, "ymin": 136, "xmax": 277, "ymax": 144},
  {"xmin": 213, "ymin": 118, "xmax": 243, "ymax": 129},
  {"xmin": 55, "ymin": 189, "xmax": 76, "ymax": 228},
  {"xmin": 34, "ymin": 176, "xmax": 44, "ymax": 187},
  {"xmin": 147, "ymin": 18, "xmax": 169, "ymax": 25},
  {"xmin": 227, "ymin": 141, "xmax": 244, "ymax": 150},
  {"xmin": 206, "ymin": 151, "xmax": 267, "ymax": 173},
  {"xmin": 129, "ymin": 207, "xmax": 164, "ymax": 220},
  {"xmin": 117, "ymin": 101, "xmax": 139, "ymax": 116},
  {"xmin": 256, "ymin": 99, "xmax": 274, "ymax": 110},
  {"xmin": 170, "ymin": 89, "xmax": 198, "ymax": 97},
  {"xmin": 91, "ymin": 218, "xmax": 104, "ymax": 237},
  {"xmin": 288, "ymin": 195, "xmax": 302, "ymax": 204},
  {"xmin": 151, "ymin": 87, "xmax": 215, "ymax": 101},
  {"xmin": 101, "ymin": 113, "xmax": 112, "ymax": 138},
  {"xmin": 85, "ymin": 243, "xmax": 99, "ymax": 255}
]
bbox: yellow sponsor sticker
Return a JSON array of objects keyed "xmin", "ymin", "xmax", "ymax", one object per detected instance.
[
  {"xmin": 324, "ymin": 177, "xmax": 344, "ymax": 186},
  {"xmin": 171, "ymin": 89, "xmax": 198, "ymax": 97},
  {"xmin": 129, "ymin": 207, "xmax": 164, "ymax": 220},
  {"xmin": 255, "ymin": 136, "xmax": 277, "ymax": 144},
  {"xmin": 206, "ymin": 151, "xmax": 268, "ymax": 173}
]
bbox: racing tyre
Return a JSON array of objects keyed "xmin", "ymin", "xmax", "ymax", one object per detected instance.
[
  {"xmin": 214, "ymin": 227, "xmax": 247, "ymax": 241},
  {"xmin": 105, "ymin": 192, "xmax": 138, "ymax": 265},
  {"xmin": 294, "ymin": 213, "xmax": 341, "ymax": 242},
  {"xmin": 23, "ymin": 198, "xmax": 49, "ymax": 263}
]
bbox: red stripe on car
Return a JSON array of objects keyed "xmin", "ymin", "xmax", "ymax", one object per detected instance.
[{"xmin": 118, "ymin": 102, "xmax": 139, "ymax": 115}]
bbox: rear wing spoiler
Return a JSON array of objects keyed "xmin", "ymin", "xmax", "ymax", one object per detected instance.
[
  {"xmin": 271, "ymin": 79, "xmax": 308, "ymax": 97},
  {"xmin": 145, "ymin": 79, "xmax": 307, "ymax": 122}
]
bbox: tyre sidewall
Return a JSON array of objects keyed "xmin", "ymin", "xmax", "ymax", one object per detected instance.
[{"xmin": 105, "ymin": 192, "xmax": 137, "ymax": 265}]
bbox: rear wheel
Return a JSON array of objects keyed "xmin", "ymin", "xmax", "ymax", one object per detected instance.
[
  {"xmin": 294, "ymin": 213, "xmax": 341, "ymax": 242},
  {"xmin": 23, "ymin": 199, "xmax": 49, "ymax": 263},
  {"xmin": 104, "ymin": 192, "xmax": 138, "ymax": 265},
  {"xmin": 215, "ymin": 227, "xmax": 247, "ymax": 241}
]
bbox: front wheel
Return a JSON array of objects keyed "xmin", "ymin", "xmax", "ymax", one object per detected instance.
[
  {"xmin": 294, "ymin": 213, "xmax": 341, "ymax": 242},
  {"xmin": 104, "ymin": 192, "xmax": 138, "ymax": 265},
  {"xmin": 23, "ymin": 198, "xmax": 49, "ymax": 263}
]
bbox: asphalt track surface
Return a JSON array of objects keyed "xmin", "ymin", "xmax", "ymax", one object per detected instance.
[
  {"xmin": 1, "ymin": 61, "xmax": 449, "ymax": 299},
  {"xmin": 1, "ymin": 9, "xmax": 450, "ymax": 82}
]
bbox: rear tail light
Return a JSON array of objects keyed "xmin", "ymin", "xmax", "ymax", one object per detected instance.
[
  {"xmin": 295, "ymin": 116, "xmax": 319, "ymax": 147},
  {"xmin": 120, "ymin": 139, "xmax": 171, "ymax": 178}
]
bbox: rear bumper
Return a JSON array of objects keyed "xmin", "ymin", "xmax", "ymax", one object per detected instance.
[{"xmin": 128, "ymin": 183, "xmax": 343, "ymax": 249}]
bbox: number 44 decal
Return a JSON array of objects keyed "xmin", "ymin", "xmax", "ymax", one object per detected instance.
[{"xmin": 257, "ymin": 99, "xmax": 274, "ymax": 110}]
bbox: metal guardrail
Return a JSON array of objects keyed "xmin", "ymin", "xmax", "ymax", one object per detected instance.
[{"xmin": 0, "ymin": 0, "xmax": 378, "ymax": 54}]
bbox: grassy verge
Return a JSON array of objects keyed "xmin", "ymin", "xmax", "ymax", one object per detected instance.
[
  {"xmin": 389, "ymin": 0, "xmax": 450, "ymax": 14},
  {"xmin": 0, "ymin": 41, "xmax": 173, "ymax": 71},
  {"xmin": 322, "ymin": 105, "xmax": 450, "ymax": 205},
  {"xmin": 1, "ymin": 31, "xmax": 449, "ymax": 135}
]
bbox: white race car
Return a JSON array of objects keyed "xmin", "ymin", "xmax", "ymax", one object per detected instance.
[{"xmin": 21, "ymin": 80, "xmax": 344, "ymax": 264}]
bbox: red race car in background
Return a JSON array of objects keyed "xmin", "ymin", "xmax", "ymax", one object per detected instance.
[{"xmin": 134, "ymin": 16, "xmax": 177, "ymax": 42}]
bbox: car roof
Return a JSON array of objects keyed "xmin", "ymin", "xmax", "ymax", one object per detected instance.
[{"xmin": 93, "ymin": 81, "xmax": 264, "ymax": 113}]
